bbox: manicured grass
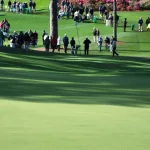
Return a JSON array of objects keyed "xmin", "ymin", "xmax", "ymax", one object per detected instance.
[{"xmin": 0, "ymin": 6, "xmax": 150, "ymax": 150}]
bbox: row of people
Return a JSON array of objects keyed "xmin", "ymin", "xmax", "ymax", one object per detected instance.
[
  {"xmin": 58, "ymin": 1, "xmax": 95, "ymax": 21},
  {"xmin": 7, "ymin": 0, "xmax": 36, "ymax": 13},
  {"xmin": 42, "ymin": 32, "xmax": 119, "ymax": 57}
]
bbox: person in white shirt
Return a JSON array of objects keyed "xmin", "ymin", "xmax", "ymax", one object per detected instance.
[
  {"xmin": 74, "ymin": 10, "xmax": 79, "ymax": 22},
  {"xmin": 57, "ymin": 36, "xmax": 61, "ymax": 51}
]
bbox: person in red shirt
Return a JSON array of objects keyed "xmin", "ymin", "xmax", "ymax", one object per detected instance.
[{"xmin": 50, "ymin": 36, "xmax": 57, "ymax": 53}]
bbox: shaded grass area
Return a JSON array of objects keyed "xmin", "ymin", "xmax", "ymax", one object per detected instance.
[{"xmin": 0, "ymin": 48, "xmax": 150, "ymax": 107}]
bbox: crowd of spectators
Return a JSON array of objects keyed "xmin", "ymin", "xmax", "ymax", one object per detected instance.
[
  {"xmin": 57, "ymin": 1, "xmax": 95, "ymax": 22},
  {"xmin": 7, "ymin": 29, "xmax": 38, "ymax": 49},
  {"xmin": 0, "ymin": 19, "xmax": 38, "ymax": 50},
  {"xmin": 6, "ymin": 0, "xmax": 36, "ymax": 13}
]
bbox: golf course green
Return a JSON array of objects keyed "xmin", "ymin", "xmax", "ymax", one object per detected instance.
[{"xmin": 0, "ymin": 1, "xmax": 150, "ymax": 150}]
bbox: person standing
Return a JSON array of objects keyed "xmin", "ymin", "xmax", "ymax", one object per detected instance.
[
  {"xmin": 123, "ymin": 18, "xmax": 127, "ymax": 32},
  {"xmin": 57, "ymin": 36, "xmax": 61, "ymax": 51},
  {"xmin": 145, "ymin": 17, "xmax": 150, "ymax": 26},
  {"xmin": 112, "ymin": 38, "xmax": 119, "ymax": 57},
  {"xmin": 0, "ymin": 0, "xmax": 4, "ymax": 10},
  {"xmin": 0, "ymin": 29, "xmax": 4, "ymax": 47},
  {"xmin": 8, "ymin": 0, "xmax": 12, "ymax": 12},
  {"xmin": 83, "ymin": 36, "xmax": 91, "ymax": 55},
  {"xmin": 104, "ymin": 36, "xmax": 110, "ymax": 51},
  {"xmin": 32, "ymin": 1, "xmax": 36, "ymax": 13},
  {"xmin": 44, "ymin": 35, "xmax": 50, "ymax": 52},
  {"xmin": 93, "ymin": 28, "xmax": 97, "ymax": 43},
  {"xmin": 42, "ymin": 30, "xmax": 46, "ymax": 45},
  {"xmin": 70, "ymin": 37, "xmax": 76, "ymax": 54},
  {"xmin": 50, "ymin": 36, "xmax": 57, "ymax": 53},
  {"xmin": 24, "ymin": 31, "xmax": 30, "ymax": 50},
  {"xmin": 96, "ymin": 28, "xmax": 100, "ymax": 41},
  {"xmin": 63, "ymin": 34, "xmax": 69, "ymax": 54},
  {"xmin": 138, "ymin": 17, "xmax": 143, "ymax": 32},
  {"xmin": 97, "ymin": 36, "xmax": 103, "ymax": 51},
  {"xmin": 89, "ymin": 7, "xmax": 94, "ymax": 20}
]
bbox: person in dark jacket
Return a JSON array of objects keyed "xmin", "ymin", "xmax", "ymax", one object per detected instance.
[
  {"xmin": 89, "ymin": 7, "xmax": 94, "ymax": 20},
  {"xmin": 24, "ymin": 31, "xmax": 30, "ymax": 50},
  {"xmin": 138, "ymin": 17, "xmax": 143, "ymax": 32},
  {"xmin": 146, "ymin": 17, "xmax": 150, "ymax": 26},
  {"xmin": 63, "ymin": 34, "xmax": 69, "ymax": 54},
  {"xmin": 70, "ymin": 37, "xmax": 76, "ymax": 54},
  {"xmin": 17, "ymin": 31, "xmax": 24, "ymax": 48},
  {"xmin": 83, "ymin": 36, "xmax": 91, "ymax": 55},
  {"xmin": 104, "ymin": 36, "xmax": 110, "ymax": 51},
  {"xmin": 32, "ymin": 1, "xmax": 36, "ymax": 13},
  {"xmin": 123, "ymin": 18, "xmax": 127, "ymax": 32},
  {"xmin": 1, "ymin": 0, "xmax": 4, "ymax": 10}
]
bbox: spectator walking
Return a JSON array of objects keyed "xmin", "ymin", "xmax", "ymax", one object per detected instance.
[
  {"xmin": 83, "ymin": 36, "xmax": 91, "ymax": 55},
  {"xmin": 112, "ymin": 38, "xmax": 119, "ymax": 57}
]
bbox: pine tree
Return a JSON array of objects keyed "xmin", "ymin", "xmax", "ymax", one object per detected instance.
[{"xmin": 50, "ymin": 0, "xmax": 58, "ymax": 45}]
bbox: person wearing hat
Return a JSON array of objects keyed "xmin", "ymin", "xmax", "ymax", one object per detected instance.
[{"xmin": 83, "ymin": 36, "xmax": 91, "ymax": 55}]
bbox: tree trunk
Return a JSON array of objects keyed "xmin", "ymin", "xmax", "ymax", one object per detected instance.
[{"xmin": 50, "ymin": 0, "xmax": 58, "ymax": 45}]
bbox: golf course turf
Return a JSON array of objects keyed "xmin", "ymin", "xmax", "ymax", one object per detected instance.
[{"xmin": 0, "ymin": 2, "xmax": 150, "ymax": 150}]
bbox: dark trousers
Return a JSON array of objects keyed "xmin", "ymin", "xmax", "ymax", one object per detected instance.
[
  {"xmin": 124, "ymin": 25, "xmax": 126, "ymax": 32},
  {"xmin": 84, "ymin": 47, "xmax": 89, "ymax": 55},
  {"xmin": 64, "ymin": 45, "xmax": 68, "ymax": 53},
  {"xmin": 113, "ymin": 47, "xmax": 119, "ymax": 57},
  {"xmin": 45, "ymin": 44, "xmax": 49, "ymax": 52}
]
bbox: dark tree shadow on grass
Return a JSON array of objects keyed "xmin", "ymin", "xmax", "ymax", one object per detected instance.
[{"xmin": 0, "ymin": 47, "xmax": 150, "ymax": 107}]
